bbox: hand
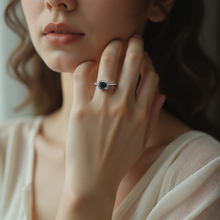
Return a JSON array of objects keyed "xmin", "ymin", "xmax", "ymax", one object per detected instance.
[{"xmin": 65, "ymin": 35, "xmax": 166, "ymax": 200}]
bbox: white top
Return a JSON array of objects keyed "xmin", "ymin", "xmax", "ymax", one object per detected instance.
[{"xmin": 0, "ymin": 115, "xmax": 220, "ymax": 220}]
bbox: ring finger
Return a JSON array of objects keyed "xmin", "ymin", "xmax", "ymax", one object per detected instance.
[
  {"xmin": 115, "ymin": 36, "xmax": 144, "ymax": 102},
  {"xmin": 93, "ymin": 40, "xmax": 123, "ymax": 103}
]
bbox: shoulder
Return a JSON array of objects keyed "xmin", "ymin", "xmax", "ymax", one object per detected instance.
[
  {"xmin": 175, "ymin": 131, "xmax": 220, "ymax": 167},
  {"xmin": 0, "ymin": 115, "xmax": 43, "ymax": 154},
  {"xmin": 164, "ymin": 131, "xmax": 220, "ymax": 190},
  {"xmin": 0, "ymin": 115, "xmax": 37, "ymax": 139},
  {"xmin": 0, "ymin": 115, "xmax": 44, "ymax": 178},
  {"xmin": 154, "ymin": 132, "xmax": 220, "ymax": 219},
  {"xmin": 0, "ymin": 115, "xmax": 37, "ymax": 127}
]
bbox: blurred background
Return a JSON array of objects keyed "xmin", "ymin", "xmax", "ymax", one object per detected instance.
[{"xmin": 0, "ymin": 0, "xmax": 220, "ymax": 126}]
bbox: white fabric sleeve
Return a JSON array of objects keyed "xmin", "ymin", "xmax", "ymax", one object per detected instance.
[{"xmin": 146, "ymin": 135, "xmax": 220, "ymax": 220}]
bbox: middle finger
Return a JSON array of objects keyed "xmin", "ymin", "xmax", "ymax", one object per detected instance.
[
  {"xmin": 115, "ymin": 35, "xmax": 144, "ymax": 101},
  {"xmin": 93, "ymin": 39, "xmax": 123, "ymax": 103}
]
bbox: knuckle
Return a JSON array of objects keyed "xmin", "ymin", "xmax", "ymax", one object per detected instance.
[
  {"xmin": 102, "ymin": 54, "xmax": 117, "ymax": 67},
  {"xmin": 110, "ymin": 101, "xmax": 130, "ymax": 118},
  {"xmin": 136, "ymin": 110, "xmax": 148, "ymax": 125},
  {"xmin": 71, "ymin": 107, "xmax": 86, "ymax": 120},
  {"xmin": 128, "ymin": 51, "xmax": 143, "ymax": 65},
  {"xmin": 97, "ymin": 103, "xmax": 108, "ymax": 116}
]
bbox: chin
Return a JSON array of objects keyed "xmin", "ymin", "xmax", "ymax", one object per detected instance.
[
  {"xmin": 43, "ymin": 55, "xmax": 83, "ymax": 73},
  {"xmin": 38, "ymin": 48, "xmax": 99, "ymax": 73}
]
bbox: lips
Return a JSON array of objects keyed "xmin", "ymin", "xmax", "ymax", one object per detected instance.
[{"xmin": 43, "ymin": 22, "xmax": 84, "ymax": 35}]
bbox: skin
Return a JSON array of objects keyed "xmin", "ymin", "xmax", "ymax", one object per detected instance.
[
  {"xmin": 20, "ymin": 0, "xmax": 193, "ymax": 219},
  {"xmin": 20, "ymin": 0, "xmax": 175, "ymax": 145},
  {"xmin": 20, "ymin": 0, "xmax": 152, "ymax": 143}
]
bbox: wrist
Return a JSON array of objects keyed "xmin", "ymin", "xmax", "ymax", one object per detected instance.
[
  {"xmin": 63, "ymin": 176, "xmax": 119, "ymax": 203},
  {"xmin": 56, "ymin": 182, "xmax": 117, "ymax": 220}
]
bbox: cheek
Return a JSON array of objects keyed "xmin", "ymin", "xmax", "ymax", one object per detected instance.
[
  {"xmin": 21, "ymin": 0, "xmax": 45, "ymax": 52},
  {"xmin": 19, "ymin": 0, "xmax": 147, "ymax": 73},
  {"xmin": 86, "ymin": 0, "xmax": 146, "ymax": 37},
  {"xmin": 21, "ymin": 0, "xmax": 44, "ymax": 32},
  {"xmin": 21, "ymin": 0, "xmax": 42, "ymax": 18}
]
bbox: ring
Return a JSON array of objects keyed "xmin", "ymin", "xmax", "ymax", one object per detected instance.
[{"xmin": 94, "ymin": 80, "xmax": 117, "ymax": 90}]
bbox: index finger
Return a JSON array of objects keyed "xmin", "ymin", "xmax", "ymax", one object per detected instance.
[{"xmin": 73, "ymin": 61, "xmax": 96, "ymax": 106}]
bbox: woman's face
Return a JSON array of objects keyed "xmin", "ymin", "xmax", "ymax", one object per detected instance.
[{"xmin": 20, "ymin": 0, "xmax": 150, "ymax": 73}]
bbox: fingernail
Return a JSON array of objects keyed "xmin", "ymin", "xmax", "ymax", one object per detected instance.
[
  {"xmin": 115, "ymin": 39, "xmax": 123, "ymax": 44},
  {"xmin": 133, "ymin": 34, "xmax": 143, "ymax": 40},
  {"xmin": 159, "ymin": 96, "xmax": 166, "ymax": 109}
]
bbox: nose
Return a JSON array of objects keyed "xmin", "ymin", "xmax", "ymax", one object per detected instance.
[{"xmin": 45, "ymin": 0, "xmax": 76, "ymax": 11}]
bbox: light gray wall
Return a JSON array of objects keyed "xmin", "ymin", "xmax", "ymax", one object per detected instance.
[{"xmin": 0, "ymin": 2, "xmax": 34, "ymax": 123}]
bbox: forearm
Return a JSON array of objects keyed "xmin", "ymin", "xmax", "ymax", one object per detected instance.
[{"xmin": 55, "ymin": 183, "xmax": 116, "ymax": 220}]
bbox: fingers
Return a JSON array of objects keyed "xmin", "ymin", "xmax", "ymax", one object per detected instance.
[
  {"xmin": 116, "ymin": 36, "xmax": 144, "ymax": 101},
  {"xmin": 73, "ymin": 61, "xmax": 96, "ymax": 106},
  {"xmin": 93, "ymin": 40, "xmax": 123, "ymax": 103},
  {"xmin": 73, "ymin": 34, "xmax": 161, "ymax": 117}
]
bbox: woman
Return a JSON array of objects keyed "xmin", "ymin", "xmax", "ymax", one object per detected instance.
[{"xmin": 1, "ymin": 0, "xmax": 220, "ymax": 219}]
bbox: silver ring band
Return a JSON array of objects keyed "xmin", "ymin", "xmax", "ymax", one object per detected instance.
[{"xmin": 94, "ymin": 80, "xmax": 117, "ymax": 90}]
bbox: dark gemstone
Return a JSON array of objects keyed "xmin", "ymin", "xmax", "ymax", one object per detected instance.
[{"xmin": 99, "ymin": 81, "xmax": 107, "ymax": 90}]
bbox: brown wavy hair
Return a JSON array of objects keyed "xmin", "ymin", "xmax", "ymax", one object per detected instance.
[{"xmin": 4, "ymin": 0, "xmax": 220, "ymax": 140}]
